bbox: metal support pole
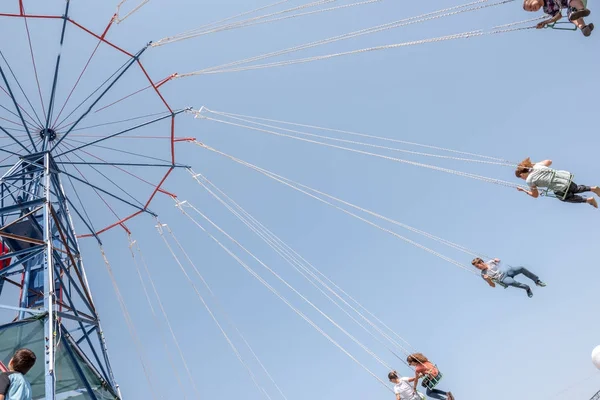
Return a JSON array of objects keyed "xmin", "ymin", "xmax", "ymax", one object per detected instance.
[
  {"xmin": 44, "ymin": 1, "xmax": 71, "ymax": 135},
  {"xmin": 43, "ymin": 152, "xmax": 56, "ymax": 399},
  {"xmin": 1, "ymin": 141, "xmax": 121, "ymax": 399}
]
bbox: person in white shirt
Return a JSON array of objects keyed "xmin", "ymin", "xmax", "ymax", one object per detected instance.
[
  {"xmin": 515, "ymin": 157, "xmax": 600, "ymax": 208},
  {"xmin": 471, "ymin": 257, "xmax": 546, "ymax": 298},
  {"xmin": 388, "ymin": 370, "xmax": 423, "ymax": 400}
]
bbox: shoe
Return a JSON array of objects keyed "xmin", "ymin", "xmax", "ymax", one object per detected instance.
[
  {"xmin": 570, "ymin": 8, "xmax": 591, "ymax": 21},
  {"xmin": 447, "ymin": 392, "xmax": 455, "ymax": 400},
  {"xmin": 535, "ymin": 280, "xmax": 547, "ymax": 287},
  {"xmin": 527, "ymin": 289, "xmax": 533, "ymax": 298},
  {"xmin": 582, "ymin": 23, "xmax": 594, "ymax": 37}
]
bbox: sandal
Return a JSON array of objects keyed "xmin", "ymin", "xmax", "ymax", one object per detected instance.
[
  {"xmin": 570, "ymin": 8, "xmax": 591, "ymax": 21},
  {"xmin": 582, "ymin": 23, "xmax": 595, "ymax": 37}
]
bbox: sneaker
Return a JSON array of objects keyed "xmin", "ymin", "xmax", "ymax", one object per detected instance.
[
  {"xmin": 527, "ymin": 289, "xmax": 533, "ymax": 298},
  {"xmin": 570, "ymin": 8, "xmax": 591, "ymax": 21},
  {"xmin": 582, "ymin": 23, "xmax": 595, "ymax": 37},
  {"xmin": 536, "ymin": 280, "xmax": 546, "ymax": 287}
]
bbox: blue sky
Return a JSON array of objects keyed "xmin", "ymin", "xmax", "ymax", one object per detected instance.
[{"xmin": 1, "ymin": 0, "xmax": 599, "ymax": 399}]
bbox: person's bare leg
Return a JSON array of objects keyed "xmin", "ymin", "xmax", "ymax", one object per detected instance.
[
  {"xmin": 569, "ymin": 0, "xmax": 591, "ymax": 22},
  {"xmin": 571, "ymin": 0, "xmax": 585, "ymax": 9},
  {"xmin": 572, "ymin": 17, "xmax": 586, "ymax": 29},
  {"xmin": 575, "ymin": 17, "xmax": 593, "ymax": 37}
]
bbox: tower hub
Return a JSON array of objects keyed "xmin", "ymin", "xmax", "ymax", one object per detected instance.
[{"xmin": 39, "ymin": 128, "xmax": 57, "ymax": 142}]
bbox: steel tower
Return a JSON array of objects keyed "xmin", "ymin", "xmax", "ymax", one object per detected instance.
[{"xmin": 0, "ymin": 2, "xmax": 184, "ymax": 398}]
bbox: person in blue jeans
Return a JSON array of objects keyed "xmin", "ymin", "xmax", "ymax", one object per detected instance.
[{"xmin": 471, "ymin": 257, "xmax": 546, "ymax": 298}]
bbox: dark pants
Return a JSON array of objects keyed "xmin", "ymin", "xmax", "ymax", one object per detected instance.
[
  {"xmin": 554, "ymin": 182, "xmax": 591, "ymax": 203},
  {"xmin": 426, "ymin": 388, "xmax": 450, "ymax": 399},
  {"xmin": 500, "ymin": 266, "xmax": 539, "ymax": 292}
]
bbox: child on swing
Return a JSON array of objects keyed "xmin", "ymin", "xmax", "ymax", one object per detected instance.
[
  {"xmin": 515, "ymin": 158, "xmax": 600, "ymax": 208},
  {"xmin": 387, "ymin": 370, "xmax": 424, "ymax": 400},
  {"xmin": 523, "ymin": 0, "xmax": 593, "ymax": 36},
  {"xmin": 406, "ymin": 353, "xmax": 454, "ymax": 400}
]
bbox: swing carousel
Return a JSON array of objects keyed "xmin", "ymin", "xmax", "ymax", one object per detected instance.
[{"xmin": 0, "ymin": 0, "xmax": 598, "ymax": 399}]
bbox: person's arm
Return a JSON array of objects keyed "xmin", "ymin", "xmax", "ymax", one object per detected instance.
[
  {"xmin": 537, "ymin": 13, "xmax": 561, "ymax": 28},
  {"xmin": 484, "ymin": 276, "xmax": 496, "ymax": 288},
  {"xmin": 396, "ymin": 394, "xmax": 401, "ymax": 400},
  {"xmin": 410, "ymin": 373, "xmax": 420, "ymax": 391},
  {"xmin": 517, "ymin": 186, "xmax": 540, "ymax": 198},
  {"xmin": 0, "ymin": 394, "xmax": 5, "ymax": 400},
  {"xmin": 483, "ymin": 262, "xmax": 496, "ymax": 287},
  {"xmin": 538, "ymin": 159, "xmax": 552, "ymax": 167},
  {"xmin": 407, "ymin": 376, "xmax": 418, "ymax": 392}
]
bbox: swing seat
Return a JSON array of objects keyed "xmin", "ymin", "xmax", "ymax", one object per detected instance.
[
  {"xmin": 421, "ymin": 370, "xmax": 443, "ymax": 390},
  {"xmin": 545, "ymin": 21, "xmax": 578, "ymax": 31},
  {"xmin": 539, "ymin": 174, "xmax": 574, "ymax": 201}
]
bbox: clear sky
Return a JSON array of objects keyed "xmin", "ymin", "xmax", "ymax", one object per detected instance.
[{"xmin": 1, "ymin": 0, "xmax": 599, "ymax": 399}]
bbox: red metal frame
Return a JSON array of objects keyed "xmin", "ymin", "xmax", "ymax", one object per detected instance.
[
  {"xmin": 52, "ymin": 18, "xmax": 115, "ymax": 128},
  {"xmin": 1, "ymin": 6, "xmax": 183, "ymax": 239}
]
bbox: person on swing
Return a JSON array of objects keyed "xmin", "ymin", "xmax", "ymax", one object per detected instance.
[
  {"xmin": 515, "ymin": 158, "xmax": 600, "ymax": 208},
  {"xmin": 471, "ymin": 257, "xmax": 546, "ymax": 298},
  {"xmin": 387, "ymin": 370, "xmax": 423, "ymax": 400},
  {"xmin": 406, "ymin": 353, "xmax": 454, "ymax": 400},
  {"xmin": 523, "ymin": 0, "xmax": 593, "ymax": 36}
]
